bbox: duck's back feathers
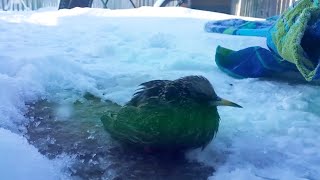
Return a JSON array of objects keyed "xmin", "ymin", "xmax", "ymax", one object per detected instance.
[
  {"xmin": 128, "ymin": 80, "xmax": 170, "ymax": 107},
  {"xmin": 128, "ymin": 76, "xmax": 212, "ymax": 107}
]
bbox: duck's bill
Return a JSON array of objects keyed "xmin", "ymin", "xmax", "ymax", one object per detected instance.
[{"xmin": 211, "ymin": 98, "xmax": 242, "ymax": 108}]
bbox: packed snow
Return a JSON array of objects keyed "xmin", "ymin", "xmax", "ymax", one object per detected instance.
[
  {"xmin": 0, "ymin": 128, "xmax": 68, "ymax": 180},
  {"xmin": 0, "ymin": 6, "xmax": 319, "ymax": 180}
]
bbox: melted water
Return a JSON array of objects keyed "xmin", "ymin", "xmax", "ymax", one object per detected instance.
[{"xmin": 25, "ymin": 96, "xmax": 214, "ymax": 179}]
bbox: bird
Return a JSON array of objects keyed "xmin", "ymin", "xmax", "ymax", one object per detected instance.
[{"xmin": 101, "ymin": 75, "xmax": 242, "ymax": 152}]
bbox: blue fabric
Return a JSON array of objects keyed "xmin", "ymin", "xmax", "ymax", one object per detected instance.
[
  {"xmin": 206, "ymin": 18, "xmax": 293, "ymax": 79},
  {"xmin": 300, "ymin": 19, "xmax": 320, "ymax": 65},
  {"xmin": 215, "ymin": 46, "xmax": 296, "ymax": 79},
  {"xmin": 205, "ymin": 18, "xmax": 276, "ymax": 37},
  {"xmin": 206, "ymin": 15, "xmax": 320, "ymax": 81}
]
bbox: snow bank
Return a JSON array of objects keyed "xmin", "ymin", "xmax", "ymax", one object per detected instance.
[{"xmin": 0, "ymin": 128, "xmax": 68, "ymax": 180}]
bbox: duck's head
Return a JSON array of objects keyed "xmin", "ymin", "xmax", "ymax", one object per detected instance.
[{"xmin": 176, "ymin": 76, "xmax": 242, "ymax": 108}]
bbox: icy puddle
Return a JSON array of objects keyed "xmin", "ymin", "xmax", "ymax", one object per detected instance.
[{"xmin": 25, "ymin": 94, "xmax": 214, "ymax": 179}]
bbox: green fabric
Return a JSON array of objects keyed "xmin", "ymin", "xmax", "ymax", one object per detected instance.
[
  {"xmin": 215, "ymin": 46, "xmax": 245, "ymax": 79},
  {"xmin": 268, "ymin": 0, "xmax": 320, "ymax": 81}
]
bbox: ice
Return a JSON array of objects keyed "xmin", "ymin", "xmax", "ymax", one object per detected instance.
[
  {"xmin": 0, "ymin": 128, "xmax": 68, "ymax": 180},
  {"xmin": 0, "ymin": 6, "xmax": 319, "ymax": 180},
  {"xmin": 187, "ymin": 81, "xmax": 320, "ymax": 179}
]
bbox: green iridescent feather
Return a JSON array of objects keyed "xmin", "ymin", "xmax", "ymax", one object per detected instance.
[
  {"xmin": 101, "ymin": 76, "xmax": 241, "ymax": 152},
  {"xmin": 101, "ymin": 102, "xmax": 219, "ymax": 151}
]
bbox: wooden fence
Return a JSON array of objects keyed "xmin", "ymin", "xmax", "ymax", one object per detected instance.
[
  {"xmin": 0, "ymin": 0, "xmax": 178, "ymax": 10},
  {"xmin": 0, "ymin": 0, "xmax": 59, "ymax": 10},
  {"xmin": 92, "ymin": 0, "xmax": 158, "ymax": 9},
  {"xmin": 0, "ymin": 0, "xmax": 299, "ymax": 18},
  {"xmin": 91, "ymin": 0, "xmax": 179, "ymax": 9},
  {"xmin": 232, "ymin": 0, "xmax": 298, "ymax": 18}
]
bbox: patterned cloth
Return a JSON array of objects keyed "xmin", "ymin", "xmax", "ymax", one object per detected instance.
[
  {"xmin": 206, "ymin": 0, "xmax": 320, "ymax": 81},
  {"xmin": 205, "ymin": 17, "xmax": 277, "ymax": 37}
]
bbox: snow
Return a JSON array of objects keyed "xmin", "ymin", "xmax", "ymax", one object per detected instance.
[
  {"xmin": 0, "ymin": 128, "xmax": 68, "ymax": 180},
  {"xmin": 0, "ymin": 6, "xmax": 319, "ymax": 179}
]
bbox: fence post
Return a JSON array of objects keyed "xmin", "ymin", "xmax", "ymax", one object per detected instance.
[{"xmin": 1, "ymin": 0, "xmax": 4, "ymax": 10}]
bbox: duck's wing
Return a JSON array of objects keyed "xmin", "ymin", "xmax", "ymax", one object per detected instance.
[
  {"xmin": 127, "ymin": 80, "xmax": 171, "ymax": 107},
  {"xmin": 103, "ymin": 106, "xmax": 159, "ymax": 145}
]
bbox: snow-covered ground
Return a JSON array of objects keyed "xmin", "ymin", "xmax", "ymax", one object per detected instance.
[
  {"xmin": 0, "ymin": 6, "xmax": 319, "ymax": 179},
  {"xmin": 0, "ymin": 128, "xmax": 68, "ymax": 180}
]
